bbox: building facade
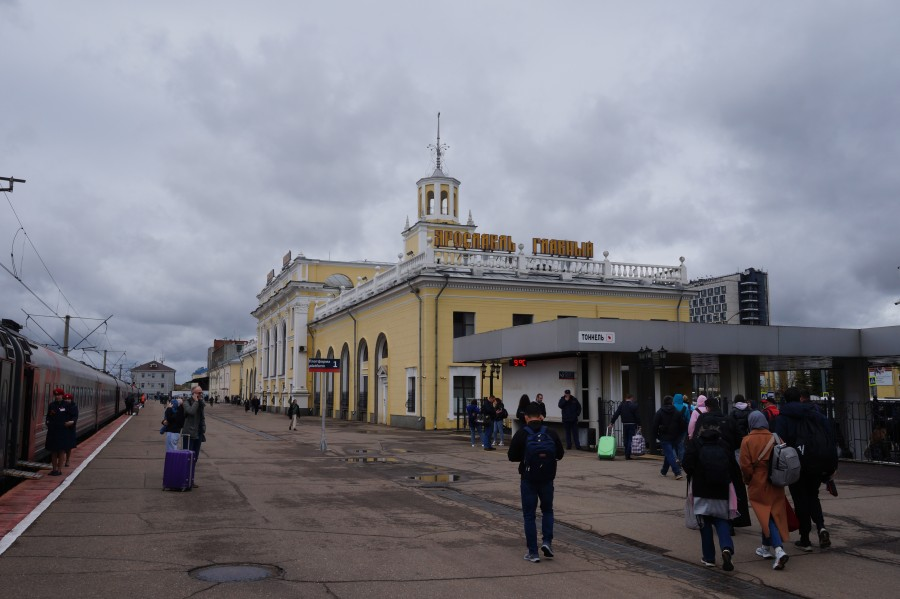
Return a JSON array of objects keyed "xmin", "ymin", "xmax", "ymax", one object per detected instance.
[
  {"xmin": 687, "ymin": 268, "xmax": 769, "ymax": 325},
  {"xmin": 132, "ymin": 360, "xmax": 176, "ymax": 398},
  {"xmin": 251, "ymin": 132, "xmax": 695, "ymax": 428}
]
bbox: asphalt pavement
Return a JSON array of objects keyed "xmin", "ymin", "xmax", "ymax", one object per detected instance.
[{"xmin": 1, "ymin": 402, "xmax": 898, "ymax": 599}]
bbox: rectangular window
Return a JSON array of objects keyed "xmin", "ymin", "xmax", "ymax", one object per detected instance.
[
  {"xmin": 453, "ymin": 311, "xmax": 475, "ymax": 338},
  {"xmin": 512, "ymin": 314, "xmax": 533, "ymax": 326},
  {"xmin": 452, "ymin": 375, "xmax": 477, "ymax": 416},
  {"xmin": 406, "ymin": 376, "xmax": 416, "ymax": 413}
]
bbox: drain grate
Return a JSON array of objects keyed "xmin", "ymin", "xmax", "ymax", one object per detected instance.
[
  {"xmin": 408, "ymin": 474, "xmax": 461, "ymax": 482},
  {"xmin": 341, "ymin": 457, "xmax": 398, "ymax": 463},
  {"xmin": 190, "ymin": 563, "xmax": 283, "ymax": 583}
]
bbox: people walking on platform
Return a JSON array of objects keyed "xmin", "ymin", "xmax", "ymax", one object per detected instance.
[
  {"xmin": 740, "ymin": 410, "xmax": 791, "ymax": 570},
  {"xmin": 481, "ymin": 396, "xmax": 495, "ymax": 450},
  {"xmin": 44, "ymin": 388, "xmax": 68, "ymax": 476},
  {"xmin": 513, "ymin": 394, "xmax": 530, "ymax": 436},
  {"xmin": 493, "ymin": 396, "xmax": 508, "ymax": 446},
  {"xmin": 534, "ymin": 393, "xmax": 547, "ymax": 418},
  {"xmin": 162, "ymin": 398, "xmax": 184, "ymax": 451},
  {"xmin": 683, "ymin": 405, "xmax": 738, "ymax": 571},
  {"xmin": 125, "ymin": 394, "xmax": 135, "ymax": 415},
  {"xmin": 651, "ymin": 395, "xmax": 686, "ymax": 479},
  {"xmin": 62, "ymin": 393, "xmax": 78, "ymax": 467},
  {"xmin": 775, "ymin": 387, "xmax": 838, "ymax": 551},
  {"xmin": 673, "ymin": 393, "xmax": 690, "ymax": 463},
  {"xmin": 696, "ymin": 397, "xmax": 750, "ymax": 530},
  {"xmin": 245, "ymin": 397, "xmax": 251, "ymax": 412},
  {"xmin": 611, "ymin": 393, "xmax": 641, "ymax": 460},
  {"xmin": 288, "ymin": 399, "xmax": 301, "ymax": 431},
  {"xmin": 252, "ymin": 396, "xmax": 260, "ymax": 415},
  {"xmin": 181, "ymin": 386, "xmax": 206, "ymax": 487},
  {"xmin": 558, "ymin": 389, "xmax": 582, "ymax": 450},
  {"xmin": 730, "ymin": 394, "xmax": 753, "ymax": 462},
  {"xmin": 507, "ymin": 402, "xmax": 565, "ymax": 563},
  {"xmin": 466, "ymin": 398, "xmax": 481, "ymax": 447},
  {"xmin": 688, "ymin": 395, "xmax": 709, "ymax": 439}
]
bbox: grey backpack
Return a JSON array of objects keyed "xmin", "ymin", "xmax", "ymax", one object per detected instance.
[{"xmin": 760, "ymin": 433, "xmax": 802, "ymax": 487}]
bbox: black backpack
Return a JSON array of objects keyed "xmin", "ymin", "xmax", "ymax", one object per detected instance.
[
  {"xmin": 731, "ymin": 407, "xmax": 751, "ymax": 438},
  {"xmin": 795, "ymin": 411, "xmax": 836, "ymax": 475},
  {"xmin": 696, "ymin": 430, "xmax": 732, "ymax": 487},
  {"xmin": 524, "ymin": 426, "xmax": 557, "ymax": 483}
]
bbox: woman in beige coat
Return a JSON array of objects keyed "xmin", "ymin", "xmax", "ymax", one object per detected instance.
[{"xmin": 739, "ymin": 411, "xmax": 790, "ymax": 570}]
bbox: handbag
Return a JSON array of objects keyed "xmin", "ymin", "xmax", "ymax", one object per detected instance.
[
  {"xmin": 631, "ymin": 427, "xmax": 646, "ymax": 456},
  {"xmin": 684, "ymin": 487, "xmax": 700, "ymax": 530},
  {"xmin": 785, "ymin": 497, "xmax": 800, "ymax": 532}
]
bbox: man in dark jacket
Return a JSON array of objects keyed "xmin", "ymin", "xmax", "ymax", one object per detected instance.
[
  {"xmin": 558, "ymin": 390, "xmax": 582, "ymax": 450},
  {"xmin": 651, "ymin": 395, "xmax": 687, "ymax": 479},
  {"xmin": 481, "ymin": 396, "xmax": 496, "ymax": 451},
  {"xmin": 775, "ymin": 387, "xmax": 838, "ymax": 551},
  {"xmin": 507, "ymin": 402, "xmax": 565, "ymax": 563},
  {"xmin": 610, "ymin": 393, "xmax": 641, "ymax": 459}
]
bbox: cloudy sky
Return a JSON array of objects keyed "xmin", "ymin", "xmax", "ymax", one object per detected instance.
[{"xmin": 2, "ymin": 1, "xmax": 899, "ymax": 382}]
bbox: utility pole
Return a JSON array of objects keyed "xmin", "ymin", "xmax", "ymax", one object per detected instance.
[
  {"xmin": 0, "ymin": 176, "xmax": 26, "ymax": 192},
  {"xmin": 63, "ymin": 315, "xmax": 71, "ymax": 356}
]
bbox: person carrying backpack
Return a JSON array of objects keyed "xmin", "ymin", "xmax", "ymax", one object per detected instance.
[
  {"xmin": 775, "ymin": 387, "xmax": 838, "ymax": 551},
  {"xmin": 740, "ymin": 411, "xmax": 791, "ymax": 570},
  {"xmin": 507, "ymin": 402, "xmax": 565, "ymax": 563},
  {"xmin": 683, "ymin": 410, "xmax": 739, "ymax": 572},
  {"xmin": 729, "ymin": 394, "xmax": 753, "ymax": 461}
]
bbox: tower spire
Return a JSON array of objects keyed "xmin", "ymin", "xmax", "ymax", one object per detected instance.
[{"xmin": 427, "ymin": 112, "xmax": 448, "ymax": 174}]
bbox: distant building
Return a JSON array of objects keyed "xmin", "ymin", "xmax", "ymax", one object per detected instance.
[
  {"xmin": 132, "ymin": 360, "xmax": 176, "ymax": 397},
  {"xmin": 687, "ymin": 268, "xmax": 769, "ymax": 325},
  {"xmin": 207, "ymin": 339, "xmax": 252, "ymax": 400}
]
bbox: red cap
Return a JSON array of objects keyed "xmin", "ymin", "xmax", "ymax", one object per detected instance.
[
  {"xmin": 53, "ymin": 388, "xmax": 65, "ymax": 396},
  {"xmin": 63, "ymin": 393, "xmax": 74, "ymax": 400}
]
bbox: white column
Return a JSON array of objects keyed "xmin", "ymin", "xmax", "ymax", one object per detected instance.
[{"xmin": 587, "ymin": 354, "xmax": 602, "ymax": 446}]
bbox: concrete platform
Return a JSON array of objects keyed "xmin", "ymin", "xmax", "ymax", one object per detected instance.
[{"xmin": 1, "ymin": 403, "xmax": 898, "ymax": 598}]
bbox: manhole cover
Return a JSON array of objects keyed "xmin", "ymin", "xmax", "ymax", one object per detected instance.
[
  {"xmin": 408, "ymin": 474, "xmax": 460, "ymax": 482},
  {"xmin": 355, "ymin": 449, "xmax": 369, "ymax": 453},
  {"xmin": 190, "ymin": 563, "xmax": 283, "ymax": 582},
  {"xmin": 341, "ymin": 457, "xmax": 398, "ymax": 463}
]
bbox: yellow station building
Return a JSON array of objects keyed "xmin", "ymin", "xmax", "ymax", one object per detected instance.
[{"xmin": 250, "ymin": 135, "xmax": 693, "ymax": 430}]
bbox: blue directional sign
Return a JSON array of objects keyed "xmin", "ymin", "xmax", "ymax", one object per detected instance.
[{"xmin": 309, "ymin": 358, "xmax": 341, "ymax": 372}]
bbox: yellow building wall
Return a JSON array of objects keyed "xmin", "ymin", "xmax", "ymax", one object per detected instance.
[{"xmin": 307, "ymin": 283, "xmax": 688, "ymax": 428}]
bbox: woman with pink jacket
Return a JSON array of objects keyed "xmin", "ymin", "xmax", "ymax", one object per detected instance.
[{"xmin": 688, "ymin": 395, "xmax": 708, "ymax": 439}]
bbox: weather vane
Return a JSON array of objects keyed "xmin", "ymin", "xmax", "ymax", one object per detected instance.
[{"xmin": 427, "ymin": 112, "xmax": 448, "ymax": 172}]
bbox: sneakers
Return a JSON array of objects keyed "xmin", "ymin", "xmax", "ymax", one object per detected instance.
[
  {"xmin": 499, "ymin": 441, "xmax": 504, "ymax": 446},
  {"xmin": 818, "ymin": 528, "xmax": 831, "ymax": 548},
  {"xmin": 674, "ymin": 474, "xmax": 684, "ymax": 480},
  {"xmin": 794, "ymin": 539, "xmax": 813, "ymax": 552},
  {"xmin": 773, "ymin": 547, "xmax": 789, "ymax": 570},
  {"xmin": 722, "ymin": 548, "xmax": 734, "ymax": 571},
  {"xmin": 541, "ymin": 544, "xmax": 554, "ymax": 559},
  {"xmin": 700, "ymin": 558, "xmax": 716, "ymax": 567},
  {"xmin": 523, "ymin": 553, "xmax": 540, "ymax": 563},
  {"xmin": 755, "ymin": 545, "xmax": 774, "ymax": 559},
  {"xmin": 659, "ymin": 472, "xmax": 667, "ymax": 477},
  {"xmin": 483, "ymin": 446, "xmax": 496, "ymax": 451}
]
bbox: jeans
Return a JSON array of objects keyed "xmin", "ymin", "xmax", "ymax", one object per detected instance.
[
  {"xmin": 622, "ymin": 423, "xmax": 636, "ymax": 458},
  {"xmin": 182, "ymin": 437, "xmax": 202, "ymax": 466},
  {"xmin": 520, "ymin": 478, "xmax": 554, "ymax": 554},
  {"xmin": 699, "ymin": 516, "xmax": 734, "ymax": 562},
  {"xmin": 469, "ymin": 422, "xmax": 481, "ymax": 445},
  {"xmin": 660, "ymin": 441, "xmax": 682, "ymax": 475},
  {"xmin": 494, "ymin": 420, "xmax": 505, "ymax": 444},
  {"xmin": 676, "ymin": 433, "xmax": 687, "ymax": 464},
  {"xmin": 762, "ymin": 516, "xmax": 784, "ymax": 548},
  {"xmin": 289, "ymin": 415, "xmax": 298, "ymax": 430},
  {"xmin": 789, "ymin": 472, "xmax": 825, "ymax": 539},
  {"xmin": 563, "ymin": 421, "xmax": 580, "ymax": 449},
  {"xmin": 165, "ymin": 432, "xmax": 180, "ymax": 452},
  {"xmin": 482, "ymin": 422, "xmax": 494, "ymax": 448}
]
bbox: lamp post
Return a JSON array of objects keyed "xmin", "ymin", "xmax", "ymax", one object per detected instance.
[{"xmin": 481, "ymin": 361, "xmax": 501, "ymax": 399}]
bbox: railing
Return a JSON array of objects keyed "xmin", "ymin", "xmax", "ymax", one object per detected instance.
[{"xmin": 313, "ymin": 247, "xmax": 687, "ymax": 320}]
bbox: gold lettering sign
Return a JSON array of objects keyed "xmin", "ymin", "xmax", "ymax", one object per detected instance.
[
  {"xmin": 433, "ymin": 229, "xmax": 515, "ymax": 252},
  {"xmin": 532, "ymin": 238, "xmax": 594, "ymax": 259}
]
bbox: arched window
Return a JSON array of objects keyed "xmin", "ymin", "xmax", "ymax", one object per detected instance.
[
  {"xmin": 441, "ymin": 190, "xmax": 449, "ymax": 215},
  {"xmin": 264, "ymin": 331, "xmax": 271, "ymax": 377},
  {"xmin": 272, "ymin": 326, "xmax": 279, "ymax": 377},
  {"xmin": 427, "ymin": 190, "xmax": 435, "ymax": 215}
]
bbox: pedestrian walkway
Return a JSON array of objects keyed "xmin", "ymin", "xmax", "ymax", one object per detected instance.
[{"xmin": 1, "ymin": 404, "xmax": 898, "ymax": 598}]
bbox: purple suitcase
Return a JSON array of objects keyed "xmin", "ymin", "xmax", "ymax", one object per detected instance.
[{"xmin": 163, "ymin": 447, "xmax": 194, "ymax": 491}]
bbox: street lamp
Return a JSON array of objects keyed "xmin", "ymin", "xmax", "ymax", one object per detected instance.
[{"xmin": 481, "ymin": 361, "xmax": 501, "ymax": 398}]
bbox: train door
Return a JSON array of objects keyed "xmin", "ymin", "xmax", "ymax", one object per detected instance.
[
  {"xmin": 20, "ymin": 365, "xmax": 36, "ymax": 462},
  {"xmin": 0, "ymin": 351, "xmax": 14, "ymax": 470}
]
